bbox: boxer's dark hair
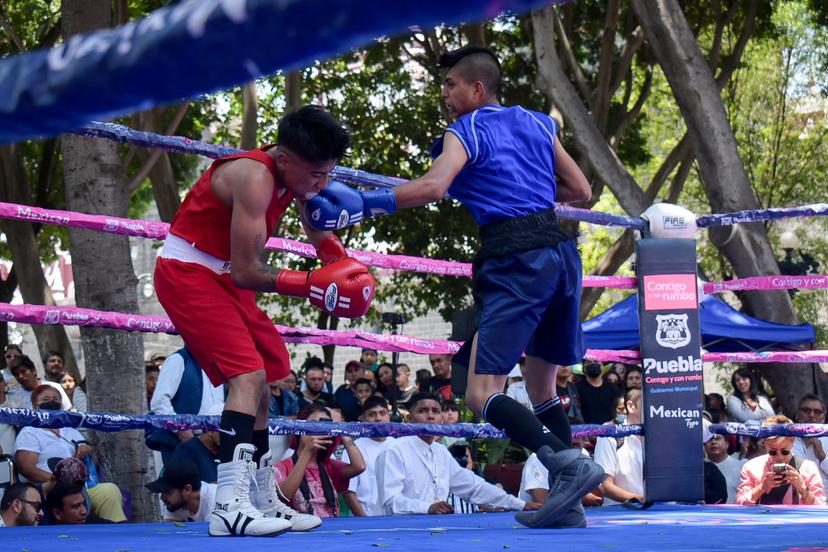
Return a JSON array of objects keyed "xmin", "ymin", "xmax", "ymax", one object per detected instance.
[
  {"xmin": 438, "ymin": 46, "xmax": 501, "ymax": 97},
  {"xmin": 277, "ymin": 105, "xmax": 350, "ymax": 164}
]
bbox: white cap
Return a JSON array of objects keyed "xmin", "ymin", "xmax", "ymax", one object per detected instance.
[
  {"xmin": 702, "ymin": 418, "xmax": 714, "ymax": 443},
  {"xmin": 508, "ymin": 364, "xmax": 522, "ymax": 378},
  {"xmin": 641, "ymin": 203, "xmax": 697, "ymax": 239}
]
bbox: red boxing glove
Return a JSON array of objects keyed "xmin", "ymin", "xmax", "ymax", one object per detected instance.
[
  {"xmin": 308, "ymin": 258, "xmax": 375, "ymax": 318},
  {"xmin": 317, "ymin": 235, "xmax": 348, "ymax": 265}
]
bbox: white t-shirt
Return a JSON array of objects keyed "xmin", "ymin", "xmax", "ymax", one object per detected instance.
[
  {"xmin": 518, "ymin": 453, "xmax": 548, "ymax": 503},
  {"xmin": 0, "ymin": 398, "xmax": 16, "ymax": 456},
  {"xmin": 793, "ymin": 437, "xmax": 828, "ymax": 490},
  {"xmin": 594, "ymin": 435, "xmax": 644, "ymax": 505},
  {"xmin": 708, "ymin": 454, "xmax": 746, "ymax": 504},
  {"xmin": 341, "ymin": 437, "xmax": 394, "ymax": 516},
  {"xmin": 166, "ymin": 482, "xmax": 216, "ymax": 522},
  {"xmin": 14, "ymin": 426, "xmax": 86, "ymax": 477}
]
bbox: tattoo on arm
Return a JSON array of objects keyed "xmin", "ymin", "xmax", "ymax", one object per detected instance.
[{"xmin": 254, "ymin": 232, "xmax": 280, "ymax": 290}]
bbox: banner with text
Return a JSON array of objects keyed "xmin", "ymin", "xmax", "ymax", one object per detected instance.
[{"xmin": 637, "ymin": 238, "xmax": 704, "ymax": 503}]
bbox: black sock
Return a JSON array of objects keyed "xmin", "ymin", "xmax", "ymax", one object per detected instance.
[
  {"xmin": 218, "ymin": 410, "xmax": 255, "ymax": 463},
  {"xmin": 533, "ymin": 397, "xmax": 572, "ymax": 447},
  {"xmin": 252, "ymin": 429, "xmax": 270, "ymax": 465},
  {"xmin": 483, "ymin": 393, "xmax": 567, "ymax": 453}
]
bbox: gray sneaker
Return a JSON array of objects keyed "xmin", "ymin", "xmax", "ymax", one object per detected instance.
[
  {"xmin": 516, "ymin": 502, "xmax": 587, "ymax": 529},
  {"xmin": 521, "ymin": 446, "xmax": 604, "ymax": 528}
]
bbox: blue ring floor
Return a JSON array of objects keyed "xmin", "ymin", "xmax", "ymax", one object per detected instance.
[{"xmin": 4, "ymin": 503, "xmax": 828, "ymax": 552}]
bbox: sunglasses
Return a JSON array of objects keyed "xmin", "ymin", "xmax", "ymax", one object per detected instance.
[
  {"xmin": 316, "ymin": 417, "xmax": 333, "ymax": 422},
  {"xmin": 767, "ymin": 449, "xmax": 791, "ymax": 456},
  {"xmin": 4, "ymin": 354, "xmax": 18, "ymax": 359},
  {"xmin": 18, "ymin": 499, "xmax": 42, "ymax": 511}
]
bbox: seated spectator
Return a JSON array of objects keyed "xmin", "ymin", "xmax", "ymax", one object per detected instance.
[
  {"xmin": 737, "ymin": 415, "xmax": 826, "ymax": 505},
  {"xmin": 377, "ymin": 363, "xmax": 394, "ymax": 397},
  {"xmin": 353, "ymin": 378, "xmax": 374, "ymax": 409},
  {"xmin": 623, "ymin": 366, "xmax": 642, "ymax": 390},
  {"xmin": 0, "ymin": 372, "xmax": 16, "ymax": 456},
  {"xmin": 594, "ymin": 388, "xmax": 644, "ymax": 505},
  {"xmin": 322, "ymin": 363, "xmax": 335, "ymax": 395},
  {"xmin": 414, "ymin": 369, "xmax": 432, "ymax": 392},
  {"xmin": 274, "ymin": 404, "xmax": 365, "ymax": 518},
  {"xmin": 14, "ymin": 386, "xmax": 126, "ymax": 523},
  {"xmin": 7, "ymin": 355, "xmax": 71, "ymax": 410},
  {"xmin": 612, "ymin": 394, "xmax": 626, "ymax": 424},
  {"xmin": 0, "ymin": 482, "xmax": 43, "ymax": 527},
  {"xmin": 426, "ymin": 355, "xmax": 453, "ymax": 402},
  {"xmin": 576, "ymin": 362, "xmax": 618, "ymax": 424},
  {"xmin": 342, "ymin": 396, "xmax": 396, "ymax": 516},
  {"xmin": 505, "ymin": 364, "xmax": 531, "ymax": 411},
  {"xmin": 726, "ymin": 367, "xmax": 774, "ymax": 423},
  {"xmin": 383, "ymin": 363, "xmax": 416, "ymax": 412},
  {"xmin": 146, "ymin": 459, "xmax": 216, "ymax": 522},
  {"xmin": 334, "ymin": 360, "xmax": 364, "ymax": 422},
  {"xmin": 171, "ymin": 403, "xmax": 222, "ymax": 483},
  {"xmin": 280, "ymin": 370, "xmax": 299, "ymax": 395},
  {"xmin": 297, "ymin": 366, "xmax": 336, "ymax": 410},
  {"xmin": 704, "ymin": 433, "xmax": 745, "ymax": 504},
  {"xmin": 299, "ymin": 357, "xmax": 334, "ymax": 395},
  {"xmin": 2, "ymin": 345, "xmax": 23, "ymax": 399},
  {"xmin": 705, "ymin": 392, "xmax": 728, "ymax": 422},
  {"xmin": 148, "ymin": 347, "xmax": 224, "ymax": 465},
  {"xmin": 604, "ymin": 371, "xmax": 621, "ymax": 389},
  {"xmin": 361, "ymin": 368, "xmax": 377, "ymax": 389},
  {"xmin": 268, "ymin": 376, "xmax": 300, "ymax": 419},
  {"xmin": 42, "ymin": 351, "xmax": 66, "ymax": 384},
  {"xmin": 555, "ymin": 364, "xmax": 582, "ymax": 423},
  {"xmin": 57, "ymin": 371, "xmax": 87, "ymax": 413},
  {"xmin": 376, "ymin": 392, "xmax": 535, "ymax": 515},
  {"xmin": 145, "ymin": 362, "xmax": 160, "ymax": 409},
  {"xmin": 791, "ymin": 394, "xmax": 828, "ymax": 489},
  {"xmin": 360, "ymin": 348, "xmax": 379, "ymax": 373},
  {"xmin": 45, "ymin": 482, "xmax": 87, "ymax": 525}
]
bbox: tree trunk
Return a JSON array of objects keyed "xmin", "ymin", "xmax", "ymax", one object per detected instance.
[
  {"xmin": 286, "ymin": 71, "xmax": 302, "ymax": 113},
  {"xmin": 61, "ymin": 0, "xmax": 157, "ymax": 522},
  {"xmin": 240, "ymin": 81, "xmax": 258, "ymax": 150},
  {"xmin": 531, "ymin": 5, "xmax": 651, "ymax": 217},
  {"xmin": 0, "ymin": 268, "xmax": 18, "ymax": 351},
  {"xmin": 0, "ymin": 145, "xmax": 80, "ymax": 382},
  {"xmin": 631, "ymin": 0, "xmax": 819, "ymax": 415}
]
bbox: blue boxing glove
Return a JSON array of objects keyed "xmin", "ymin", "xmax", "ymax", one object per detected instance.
[{"xmin": 306, "ymin": 181, "xmax": 397, "ymax": 231}]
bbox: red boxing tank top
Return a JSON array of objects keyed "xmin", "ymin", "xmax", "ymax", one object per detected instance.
[{"xmin": 169, "ymin": 147, "xmax": 294, "ymax": 260}]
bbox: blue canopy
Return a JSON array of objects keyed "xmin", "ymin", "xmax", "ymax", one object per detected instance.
[{"xmin": 583, "ymin": 294, "xmax": 816, "ymax": 352}]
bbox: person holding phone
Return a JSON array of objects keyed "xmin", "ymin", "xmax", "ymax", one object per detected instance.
[{"xmin": 736, "ymin": 415, "xmax": 826, "ymax": 505}]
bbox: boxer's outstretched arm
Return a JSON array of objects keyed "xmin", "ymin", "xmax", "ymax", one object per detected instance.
[{"xmin": 393, "ymin": 132, "xmax": 468, "ymax": 209}]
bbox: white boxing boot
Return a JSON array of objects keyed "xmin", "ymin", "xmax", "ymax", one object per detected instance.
[
  {"xmin": 252, "ymin": 451, "xmax": 322, "ymax": 532},
  {"xmin": 209, "ymin": 444, "xmax": 292, "ymax": 537}
]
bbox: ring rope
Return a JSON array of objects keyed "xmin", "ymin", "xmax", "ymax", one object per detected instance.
[
  {"xmin": 0, "ymin": 302, "xmax": 823, "ymax": 363},
  {"xmin": 71, "ymin": 122, "xmax": 645, "ymax": 229}
]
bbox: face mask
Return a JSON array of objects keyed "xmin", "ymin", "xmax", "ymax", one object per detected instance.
[
  {"xmin": 38, "ymin": 400, "xmax": 62, "ymax": 411},
  {"xmin": 584, "ymin": 364, "xmax": 602, "ymax": 378},
  {"xmin": 616, "ymin": 414, "xmax": 627, "ymax": 424}
]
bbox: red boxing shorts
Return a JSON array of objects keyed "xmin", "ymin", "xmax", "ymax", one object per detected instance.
[{"xmin": 154, "ymin": 257, "xmax": 290, "ymax": 386}]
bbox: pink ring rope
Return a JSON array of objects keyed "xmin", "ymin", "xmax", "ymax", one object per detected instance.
[
  {"xmin": 5, "ymin": 201, "xmax": 825, "ymax": 293},
  {"xmin": 0, "ymin": 302, "xmax": 822, "ymax": 364}
]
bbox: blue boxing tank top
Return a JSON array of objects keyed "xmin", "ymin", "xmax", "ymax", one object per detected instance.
[{"xmin": 430, "ymin": 104, "xmax": 559, "ymax": 226}]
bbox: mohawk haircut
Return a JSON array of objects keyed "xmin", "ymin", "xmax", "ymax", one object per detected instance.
[{"xmin": 438, "ymin": 46, "xmax": 502, "ymax": 97}]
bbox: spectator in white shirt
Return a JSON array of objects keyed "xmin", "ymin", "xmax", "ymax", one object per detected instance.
[
  {"xmin": 0, "ymin": 372, "xmax": 16, "ymax": 456},
  {"xmin": 505, "ymin": 364, "xmax": 531, "ymax": 411},
  {"xmin": 376, "ymin": 392, "xmax": 538, "ymax": 515},
  {"xmin": 704, "ymin": 433, "xmax": 746, "ymax": 504},
  {"xmin": 342, "ymin": 396, "xmax": 395, "ymax": 516},
  {"xmin": 594, "ymin": 388, "xmax": 644, "ymax": 505},
  {"xmin": 7, "ymin": 355, "xmax": 72, "ymax": 411},
  {"xmin": 791, "ymin": 394, "xmax": 828, "ymax": 489},
  {"xmin": 519, "ymin": 449, "xmax": 603, "ymax": 507}
]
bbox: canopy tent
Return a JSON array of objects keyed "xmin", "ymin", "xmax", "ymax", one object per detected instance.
[{"xmin": 583, "ymin": 294, "xmax": 816, "ymax": 352}]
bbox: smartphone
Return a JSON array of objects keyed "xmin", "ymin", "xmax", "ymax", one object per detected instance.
[{"xmin": 772, "ymin": 463, "xmax": 788, "ymax": 474}]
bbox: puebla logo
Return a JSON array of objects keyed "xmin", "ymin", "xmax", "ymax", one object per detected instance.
[
  {"xmin": 655, "ymin": 313, "xmax": 691, "ymax": 349},
  {"xmin": 337, "ymin": 209, "xmax": 350, "ymax": 229}
]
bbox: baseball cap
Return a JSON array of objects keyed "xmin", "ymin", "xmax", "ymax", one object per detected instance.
[
  {"xmin": 145, "ymin": 459, "xmax": 200, "ymax": 493},
  {"xmin": 48, "ymin": 456, "xmax": 88, "ymax": 485},
  {"xmin": 702, "ymin": 418, "xmax": 714, "ymax": 443}
]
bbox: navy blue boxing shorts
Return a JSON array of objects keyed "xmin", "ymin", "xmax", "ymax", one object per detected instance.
[{"xmin": 454, "ymin": 239, "xmax": 585, "ymax": 375}]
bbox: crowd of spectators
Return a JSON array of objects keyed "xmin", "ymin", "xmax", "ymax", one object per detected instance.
[{"xmin": 0, "ymin": 343, "xmax": 826, "ymax": 528}]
